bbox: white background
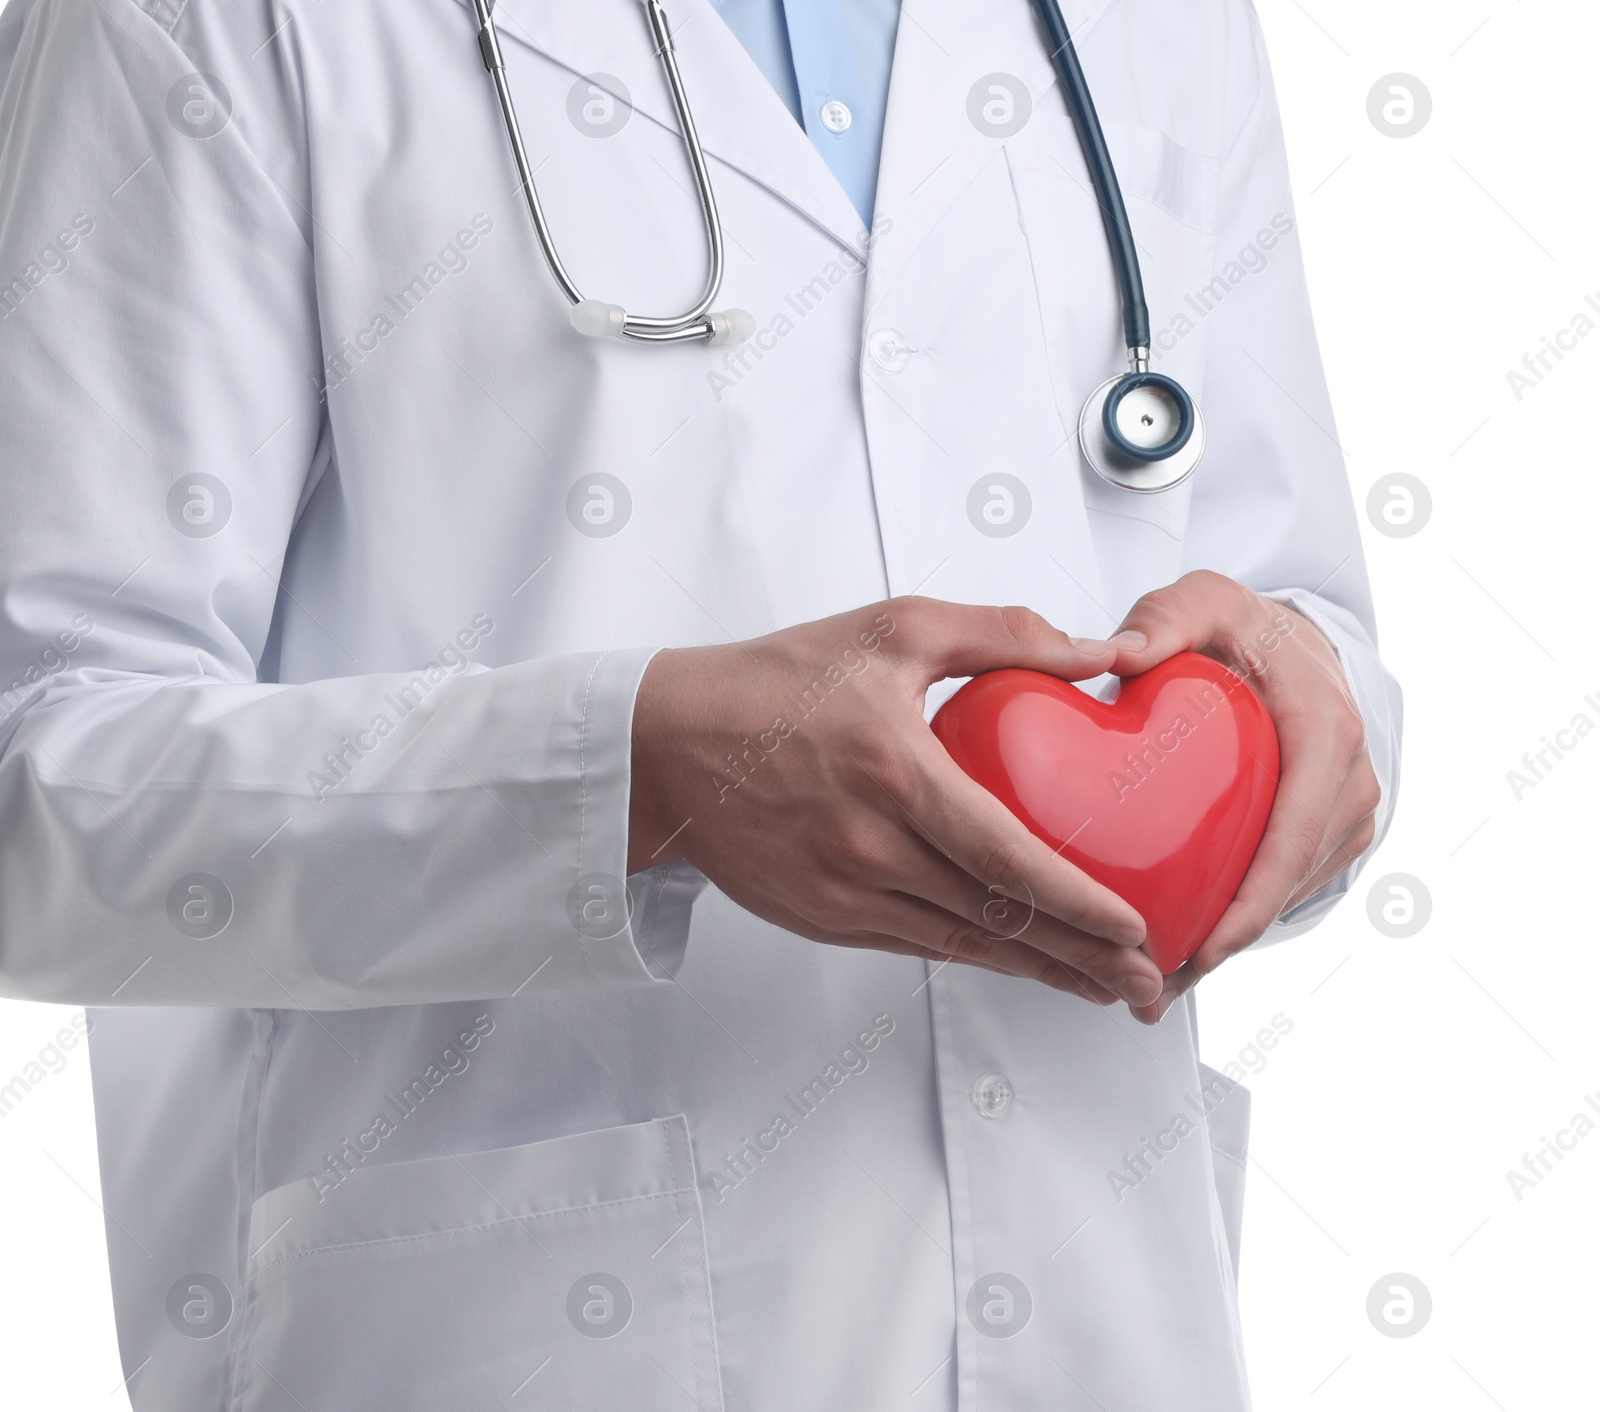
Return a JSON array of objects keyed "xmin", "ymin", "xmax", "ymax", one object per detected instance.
[{"xmin": 1, "ymin": 0, "xmax": 1594, "ymax": 1406}]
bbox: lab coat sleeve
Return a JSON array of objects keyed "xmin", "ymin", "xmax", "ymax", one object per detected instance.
[
  {"xmin": 0, "ymin": 0, "xmax": 698, "ymax": 1008},
  {"xmin": 1180, "ymin": 0, "xmax": 1403, "ymax": 940}
]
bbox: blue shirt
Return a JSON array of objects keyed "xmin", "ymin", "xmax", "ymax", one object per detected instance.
[{"xmin": 714, "ymin": 0, "xmax": 900, "ymax": 225}]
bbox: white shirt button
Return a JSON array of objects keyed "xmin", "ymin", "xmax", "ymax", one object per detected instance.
[
  {"xmin": 867, "ymin": 328, "xmax": 910, "ymax": 372},
  {"xmin": 820, "ymin": 99, "xmax": 853, "ymax": 134},
  {"xmin": 971, "ymin": 1072, "xmax": 1015, "ymax": 1119}
]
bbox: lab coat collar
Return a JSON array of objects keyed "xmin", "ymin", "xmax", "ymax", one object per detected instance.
[
  {"xmin": 456, "ymin": 0, "xmax": 869, "ymax": 252},
  {"xmin": 457, "ymin": 0, "xmax": 1117, "ymax": 260}
]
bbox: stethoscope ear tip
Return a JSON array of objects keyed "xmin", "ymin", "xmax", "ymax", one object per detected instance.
[
  {"xmin": 568, "ymin": 300, "xmax": 753, "ymax": 346},
  {"xmin": 570, "ymin": 299, "xmax": 629, "ymax": 338},
  {"xmin": 707, "ymin": 308, "xmax": 755, "ymax": 346}
]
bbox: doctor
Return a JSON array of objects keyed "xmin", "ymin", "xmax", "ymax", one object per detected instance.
[{"xmin": 0, "ymin": 0, "xmax": 1398, "ymax": 1406}]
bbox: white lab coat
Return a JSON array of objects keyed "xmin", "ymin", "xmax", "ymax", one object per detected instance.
[{"xmin": 0, "ymin": 0, "xmax": 1400, "ymax": 1406}]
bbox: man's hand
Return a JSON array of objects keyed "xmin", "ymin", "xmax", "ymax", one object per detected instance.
[
  {"xmin": 629, "ymin": 598, "xmax": 1166, "ymax": 1009},
  {"xmin": 1104, "ymin": 571, "xmax": 1381, "ymax": 1022}
]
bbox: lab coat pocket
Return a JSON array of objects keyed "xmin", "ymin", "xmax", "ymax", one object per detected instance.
[
  {"xmin": 1198, "ymin": 1062, "xmax": 1250, "ymax": 1283},
  {"xmin": 1006, "ymin": 117, "xmax": 1220, "ymax": 604},
  {"xmin": 235, "ymin": 1115, "xmax": 723, "ymax": 1412}
]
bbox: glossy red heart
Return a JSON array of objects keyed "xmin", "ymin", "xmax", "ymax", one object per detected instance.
[{"xmin": 931, "ymin": 652, "xmax": 1279, "ymax": 974}]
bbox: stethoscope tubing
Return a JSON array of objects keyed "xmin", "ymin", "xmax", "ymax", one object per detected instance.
[
  {"xmin": 468, "ymin": 0, "xmax": 1200, "ymax": 489},
  {"xmin": 1025, "ymin": 0, "xmax": 1150, "ymax": 358}
]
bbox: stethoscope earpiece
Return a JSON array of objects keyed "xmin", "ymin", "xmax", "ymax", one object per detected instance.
[
  {"xmin": 569, "ymin": 300, "xmax": 754, "ymax": 346},
  {"xmin": 1079, "ymin": 368, "xmax": 1206, "ymax": 494}
]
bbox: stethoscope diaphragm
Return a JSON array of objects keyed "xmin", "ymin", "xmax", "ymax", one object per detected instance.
[{"xmin": 1079, "ymin": 370, "xmax": 1206, "ymax": 494}]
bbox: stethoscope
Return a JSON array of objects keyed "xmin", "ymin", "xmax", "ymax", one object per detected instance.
[{"xmin": 468, "ymin": 0, "xmax": 1203, "ymax": 493}]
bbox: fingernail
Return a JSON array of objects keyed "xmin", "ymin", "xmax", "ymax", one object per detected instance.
[
  {"xmin": 1123, "ymin": 974, "xmax": 1162, "ymax": 1006},
  {"xmin": 1068, "ymin": 635, "xmax": 1114, "ymax": 653},
  {"xmin": 1109, "ymin": 630, "xmax": 1147, "ymax": 651}
]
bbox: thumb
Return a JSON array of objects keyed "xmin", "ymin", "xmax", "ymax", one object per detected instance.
[
  {"xmin": 1105, "ymin": 571, "xmax": 1246, "ymax": 676},
  {"xmin": 890, "ymin": 598, "xmax": 1118, "ymax": 685}
]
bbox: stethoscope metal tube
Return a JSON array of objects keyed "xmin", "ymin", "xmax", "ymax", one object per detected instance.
[{"xmin": 470, "ymin": 0, "xmax": 750, "ymax": 344}]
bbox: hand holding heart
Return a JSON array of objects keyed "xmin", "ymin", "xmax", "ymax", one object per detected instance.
[
  {"xmin": 1101, "ymin": 571, "xmax": 1380, "ymax": 1022},
  {"xmin": 631, "ymin": 598, "xmax": 1165, "ymax": 1010},
  {"xmin": 629, "ymin": 577, "xmax": 1377, "ymax": 1025}
]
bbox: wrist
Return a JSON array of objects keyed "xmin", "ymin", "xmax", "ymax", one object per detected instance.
[{"xmin": 628, "ymin": 648, "xmax": 699, "ymax": 873}]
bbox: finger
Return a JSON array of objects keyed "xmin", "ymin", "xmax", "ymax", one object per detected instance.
[
  {"xmin": 894, "ymin": 879, "xmax": 1124, "ymax": 1006},
  {"xmin": 733, "ymin": 893, "xmax": 1038, "ymax": 985},
  {"xmin": 894, "ymin": 730, "xmax": 1154, "ymax": 955},
  {"xmin": 1178, "ymin": 738, "xmax": 1372, "ymax": 977},
  {"xmin": 1199, "ymin": 701, "xmax": 1358, "ymax": 955},
  {"xmin": 1127, "ymin": 965, "xmax": 1200, "ymax": 1025},
  {"xmin": 824, "ymin": 935, "xmax": 1023, "ymax": 981},
  {"xmin": 886, "ymin": 598, "xmax": 1119, "ymax": 686},
  {"xmin": 1276, "ymin": 753, "xmax": 1378, "ymax": 906},
  {"xmin": 1101, "ymin": 570, "xmax": 1248, "ymax": 674},
  {"xmin": 891, "ymin": 842, "xmax": 1151, "ymax": 1006},
  {"xmin": 842, "ymin": 898, "xmax": 1110, "ymax": 999},
  {"xmin": 863, "ymin": 890, "xmax": 1118, "ymax": 1001}
]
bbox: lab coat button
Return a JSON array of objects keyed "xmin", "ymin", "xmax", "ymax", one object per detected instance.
[
  {"xmin": 868, "ymin": 328, "xmax": 910, "ymax": 372},
  {"xmin": 971, "ymin": 1072, "xmax": 1014, "ymax": 1119},
  {"xmin": 820, "ymin": 99, "xmax": 853, "ymax": 134}
]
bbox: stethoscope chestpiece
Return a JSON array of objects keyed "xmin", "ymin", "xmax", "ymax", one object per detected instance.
[{"xmin": 1079, "ymin": 370, "xmax": 1205, "ymax": 493}]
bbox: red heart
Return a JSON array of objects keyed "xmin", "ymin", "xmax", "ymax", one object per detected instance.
[{"xmin": 931, "ymin": 652, "xmax": 1279, "ymax": 975}]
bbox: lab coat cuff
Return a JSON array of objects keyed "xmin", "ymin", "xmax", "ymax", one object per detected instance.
[
  {"xmin": 625, "ymin": 858, "xmax": 711, "ymax": 979},
  {"xmin": 559, "ymin": 646, "xmax": 708, "ymax": 988},
  {"xmin": 1256, "ymin": 589, "xmax": 1401, "ymax": 942}
]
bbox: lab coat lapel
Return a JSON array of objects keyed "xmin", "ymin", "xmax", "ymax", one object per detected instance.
[{"xmin": 463, "ymin": 0, "xmax": 868, "ymax": 252}]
